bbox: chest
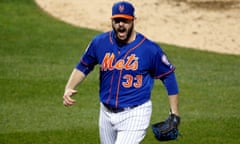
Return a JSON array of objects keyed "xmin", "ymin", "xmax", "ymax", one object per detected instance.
[{"xmin": 96, "ymin": 44, "xmax": 152, "ymax": 72}]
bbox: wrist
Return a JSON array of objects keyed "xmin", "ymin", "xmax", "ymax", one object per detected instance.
[{"xmin": 170, "ymin": 109, "xmax": 179, "ymax": 116}]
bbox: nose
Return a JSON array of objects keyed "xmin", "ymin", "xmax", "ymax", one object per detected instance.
[{"xmin": 119, "ymin": 21, "xmax": 125, "ymax": 26}]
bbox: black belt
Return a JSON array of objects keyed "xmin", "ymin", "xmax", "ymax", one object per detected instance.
[{"xmin": 103, "ymin": 103, "xmax": 139, "ymax": 113}]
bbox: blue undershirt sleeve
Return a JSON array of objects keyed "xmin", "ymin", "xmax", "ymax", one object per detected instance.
[{"xmin": 161, "ymin": 72, "xmax": 179, "ymax": 95}]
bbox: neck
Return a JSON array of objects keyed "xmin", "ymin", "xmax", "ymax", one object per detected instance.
[{"xmin": 127, "ymin": 30, "xmax": 136, "ymax": 43}]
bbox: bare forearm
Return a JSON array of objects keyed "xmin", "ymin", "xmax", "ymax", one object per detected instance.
[
  {"xmin": 63, "ymin": 69, "xmax": 86, "ymax": 106},
  {"xmin": 168, "ymin": 94, "xmax": 179, "ymax": 116},
  {"xmin": 65, "ymin": 68, "xmax": 86, "ymax": 90}
]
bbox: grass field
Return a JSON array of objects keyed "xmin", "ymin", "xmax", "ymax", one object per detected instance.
[{"xmin": 0, "ymin": 0, "xmax": 240, "ymax": 143}]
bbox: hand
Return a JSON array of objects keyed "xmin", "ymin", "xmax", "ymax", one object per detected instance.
[
  {"xmin": 63, "ymin": 89, "xmax": 77, "ymax": 106},
  {"xmin": 168, "ymin": 113, "xmax": 180, "ymax": 128},
  {"xmin": 152, "ymin": 114, "xmax": 181, "ymax": 141}
]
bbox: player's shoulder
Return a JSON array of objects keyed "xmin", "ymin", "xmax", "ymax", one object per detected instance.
[
  {"xmin": 92, "ymin": 31, "xmax": 111, "ymax": 42},
  {"xmin": 138, "ymin": 33, "xmax": 164, "ymax": 53}
]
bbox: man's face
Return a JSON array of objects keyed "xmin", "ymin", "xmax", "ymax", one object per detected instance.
[{"xmin": 112, "ymin": 18, "xmax": 134, "ymax": 44}]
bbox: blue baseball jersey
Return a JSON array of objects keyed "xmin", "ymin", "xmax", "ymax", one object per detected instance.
[{"xmin": 76, "ymin": 31, "xmax": 178, "ymax": 108}]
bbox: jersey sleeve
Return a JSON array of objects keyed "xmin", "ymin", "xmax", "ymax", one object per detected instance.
[
  {"xmin": 151, "ymin": 46, "xmax": 179, "ymax": 95},
  {"xmin": 75, "ymin": 39, "xmax": 97, "ymax": 75},
  {"xmin": 151, "ymin": 49, "xmax": 175, "ymax": 79}
]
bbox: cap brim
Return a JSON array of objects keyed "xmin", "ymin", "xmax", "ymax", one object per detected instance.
[{"xmin": 111, "ymin": 14, "xmax": 134, "ymax": 20}]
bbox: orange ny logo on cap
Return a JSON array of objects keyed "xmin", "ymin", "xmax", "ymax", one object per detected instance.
[{"xmin": 119, "ymin": 5, "xmax": 124, "ymax": 12}]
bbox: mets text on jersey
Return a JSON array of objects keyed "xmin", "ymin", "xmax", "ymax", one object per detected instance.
[{"xmin": 101, "ymin": 53, "xmax": 138, "ymax": 71}]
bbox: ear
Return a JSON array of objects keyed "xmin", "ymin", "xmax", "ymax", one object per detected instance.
[{"xmin": 133, "ymin": 17, "xmax": 137, "ymax": 24}]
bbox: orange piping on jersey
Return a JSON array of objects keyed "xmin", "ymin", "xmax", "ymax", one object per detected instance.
[
  {"xmin": 106, "ymin": 70, "xmax": 115, "ymax": 104},
  {"xmin": 115, "ymin": 37, "xmax": 146, "ymax": 108},
  {"xmin": 154, "ymin": 67, "xmax": 175, "ymax": 79},
  {"xmin": 81, "ymin": 59, "xmax": 94, "ymax": 67},
  {"xmin": 109, "ymin": 31, "xmax": 113, "ymax": 45}
]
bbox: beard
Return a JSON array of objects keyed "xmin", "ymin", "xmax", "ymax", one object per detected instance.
[{"xmin": 112, "ymin": 23, "xmax": 134, "ymax": 45}]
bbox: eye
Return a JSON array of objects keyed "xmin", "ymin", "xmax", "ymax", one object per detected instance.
[{"xmin": 113, "ymin": 18, "xmax": 130, "ymax": 24}]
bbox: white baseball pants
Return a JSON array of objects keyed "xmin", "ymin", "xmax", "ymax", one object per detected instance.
[{"xmin": 99, "ymin": 100, "xmax": 152, "ymax": 144}]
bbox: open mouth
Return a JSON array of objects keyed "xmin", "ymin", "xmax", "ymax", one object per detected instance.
[
  {"xmin": 118, "ymin": 27, "xmax": 126, "ymax": 32},
  {"xmin": 117, "ymin": 28, "xmax": 127, "ymax": 37}
]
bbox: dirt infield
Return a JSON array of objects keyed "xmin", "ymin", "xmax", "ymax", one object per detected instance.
[{"xmin": 35, "ymin": 0, "xmax": 240, "ymax": 55}]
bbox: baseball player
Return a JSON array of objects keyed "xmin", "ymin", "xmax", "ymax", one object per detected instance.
[{"xmin": 63, "ymin": 1, "xmax": 180, "ymax": 144}]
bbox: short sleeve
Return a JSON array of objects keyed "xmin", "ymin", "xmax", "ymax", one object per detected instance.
[
  {"xmin": 76, "ymin": 40, "xmax": 97, "ymax": 75},
  {"xmin": 151, "ymin": 49, "xmax": 175, "ymax": 79}
]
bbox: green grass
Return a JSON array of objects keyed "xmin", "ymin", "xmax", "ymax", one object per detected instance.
[{"xmin": 0, "ymin": 0, "xmax": 239, "ymax": 143}]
